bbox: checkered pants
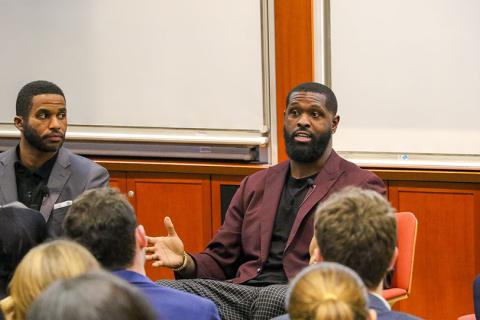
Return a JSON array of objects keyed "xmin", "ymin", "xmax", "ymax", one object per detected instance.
[{"xmin": 156, "ymin": 279, "xmax": 287, "ymax": 320}]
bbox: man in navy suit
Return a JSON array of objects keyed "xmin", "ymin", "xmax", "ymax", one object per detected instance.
[
  {"xmin": 0, "ymin": 80, "xmax": 109, "ymax": 236},
  {"xmin": 309, "ymin": 187, "xmax": 419, "ymax": 320},
  {"xmin": 63, "ymin": 188, "xmax": 220, "ymax": 320}
]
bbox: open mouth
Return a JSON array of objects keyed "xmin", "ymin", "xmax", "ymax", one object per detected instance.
[{"xmin": 293, "ymin": 130, "xmax": 312, "ymax": 143}]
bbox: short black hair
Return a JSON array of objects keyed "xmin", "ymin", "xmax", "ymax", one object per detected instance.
[
  {"xmin": 16, "ymin": 80, "xmax": 65, "ymax": 118},
  {"xmin": 63, "ymin": 189, "xmax": 137, "ymax": 270},
  {"xmin": 285, "ymin": 82, "xmax": 338, "ymax": 115}
]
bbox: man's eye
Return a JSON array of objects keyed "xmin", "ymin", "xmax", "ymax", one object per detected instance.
[
  {"xmin": 37, "ymin": 113, "xmax": 48, "ymax": 119},
  {"xmin": 289, "ymin": 109, "xmax": 299, "ymax": 116},
  {"xmin": 58, "ymin": 112, "xmax": 66, "ymax": 119},
  {"xmin": 311, "ymin": 111, "xmax": 320, "ymax": 118}
]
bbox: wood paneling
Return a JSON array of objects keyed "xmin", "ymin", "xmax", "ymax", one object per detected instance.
[
  {"xmin": 126, "ymin": 172, "xmax": 212, "ymax": 281},
  {"xmin": 274, "ymin": 0, "xmax": 315, "ymax": 162},
  {"xmin": 389, "ymin": 182, "xmax": 480, "ymax": 319},
  {"xmin": 108, "ymin": 171, "xmax": 127, "ymax": 194}
]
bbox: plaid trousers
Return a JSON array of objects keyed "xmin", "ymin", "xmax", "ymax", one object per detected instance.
[{"xmin": 157, "ymin": 279, "xmax": 287, "ymax": 320}]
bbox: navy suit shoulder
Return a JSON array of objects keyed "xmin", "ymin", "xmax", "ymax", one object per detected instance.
[
  {"xmin": 369, "ymin": 294, "xmax": 420, "ymax": 320},
  {"xmin": 113, "ymin": 270, "xmax": 220, "ymax": 320}
]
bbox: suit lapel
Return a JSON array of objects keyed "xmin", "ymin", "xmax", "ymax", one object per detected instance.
[
  {"xmin": 0, "ymin": 148, "xmax": 19, "ymax": 204},
  {"xmin": 40, "ymin": 148, "xmax": 71, "ymax": 220},
  {"xmin": 259, "ymin": 161, "xmax": 290, "ymax": 262},
  {"xmin": 285, "ymin": 151, "xmax": 344, "ymax": 249}
]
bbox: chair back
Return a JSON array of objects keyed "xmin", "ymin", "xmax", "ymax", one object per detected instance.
[
  {"xmin": 382, "ymin": 211, "xmax": 418, "ymax": 305},
  {"xmin": 393, "ymin": 211, "xmax": 418, "ymax": 293}
]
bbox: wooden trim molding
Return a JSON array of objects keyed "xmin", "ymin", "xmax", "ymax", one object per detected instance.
[{"xmin": 275, "ymin": 0, "xmax": 315, "ymax": 162}]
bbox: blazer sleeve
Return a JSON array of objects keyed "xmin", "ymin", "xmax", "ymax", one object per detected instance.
[
  {"xmin": 85, "ymin": 164, "xmax": 110, "ymax": 189},
  {"xmin": 191, "ymin": 175, "xmax": 252, "ymax": 280}
]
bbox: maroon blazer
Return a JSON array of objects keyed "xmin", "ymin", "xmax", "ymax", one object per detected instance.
[{"xmin": 192, "ymin": 151, "xmax": 386, "ymax": 284}]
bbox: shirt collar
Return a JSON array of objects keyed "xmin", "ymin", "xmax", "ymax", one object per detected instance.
[
  {"xmin": 370, "ymin": 291, "xmax": 391, "ymax": 310},
  {"xmin": 15, "ymin": 145, "xmax": 58, "ymax": 179}
]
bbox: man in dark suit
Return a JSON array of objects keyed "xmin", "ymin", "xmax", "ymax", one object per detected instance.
[
  {"xmin": 146, "ymin": 82, "xmax": 386, "ymax": 319},
  {"xmin": 0, "ymin": 80, "xmax": 109, "ymax": 236}
]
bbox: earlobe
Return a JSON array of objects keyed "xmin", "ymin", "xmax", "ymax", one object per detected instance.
[
  {"xmin": 331, "ymin": 115, "xmax": 340, "ymax": 133},
  {"xmin": 14, "ymin": 116, "xmax": 24, "ymax": 131},
  {"xmin": 136, "ymin": 225, "xmax": 147, "ymax": 249}
]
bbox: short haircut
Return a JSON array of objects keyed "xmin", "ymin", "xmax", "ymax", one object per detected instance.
[
  {"xmin": 314, "ymin": 187, "xmax": 396, "ymax": 290},
  {"xmin": 0, "ymin": 207, "xmax": 47, "ymax": 299},
  {"xmin": 63, "ymin": 188, "xmax": 137, "ymax": 270},
  {"xmin": 16, "ymin": 80, "xmax": 65, "ymax": 118},
  {"xmin": 287, "ymin": 262, "xmax": 369, "ymax": 320},
  {"xmin": 26, "ymin": 271, "xmax": 156, "ymax": 320},
  {"xmin": 5, "ymin": 239, "xmax": 99, "ymax": 320},
  {"xmin": 285, "ymin": 82, "xmax": 338, "ymax": 115}
]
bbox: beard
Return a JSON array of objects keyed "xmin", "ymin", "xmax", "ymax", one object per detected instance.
[
  {"xmin": 284, "ymin": 127, "xmax": 332, "ymax": 163},
  {"xmin": 23, "ymin": 122, "xmax": 64, "ymax": 153}
]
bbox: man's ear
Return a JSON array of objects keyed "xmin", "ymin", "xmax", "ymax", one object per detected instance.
[
  {"xmin": 331, "ymin": 115, "xmax": 340, "ymax": 134},
  {"xmin": 14, "ymin": 116, "xmax": 24, "ymax": 132},
  {"xmin": 135, "ymin": 225, "xmax": 147, "ymax": 249},
  {"xmin": 388, "ymin": 247, "xmax": 399, "ymax": 271}
]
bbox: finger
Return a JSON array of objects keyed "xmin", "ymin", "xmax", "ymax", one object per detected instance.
[
  {"xmin": 145, "ymin": 236, "xmax": 159, "ymax": 245},
  {"xmin": 145, "ymin": 246, "xmax": 156, "ymax": 254},
  {"xmin": 164, "ymin": 216, "xmax": 177, "ymax": 237}
]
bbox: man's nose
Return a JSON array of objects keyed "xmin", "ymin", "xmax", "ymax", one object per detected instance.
[
  {"xmin": 49, "ymin": 116, "xmax": 61, "ymax": 130},
  {"xmin": 296, "ymin": 113, "xmax": 311, "ymax": 127}
]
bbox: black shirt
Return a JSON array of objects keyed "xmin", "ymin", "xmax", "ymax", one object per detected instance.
[
  {"xmin": 14, "ymin": 148, "xmax": 57, "ymax": 211},
  {"xmin": 246, "ymin": 173, "xmax": 317, "ymax": 286}
]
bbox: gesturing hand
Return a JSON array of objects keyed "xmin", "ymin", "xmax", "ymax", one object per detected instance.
[{"xmin": 145, "ymin": 216, "xmax": 185, "ymax": 269}]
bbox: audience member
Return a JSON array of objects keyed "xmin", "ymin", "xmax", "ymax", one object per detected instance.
[
  {"xmin": 0, "ymin": 240, "xmax": 99, "ymax": 320},
  {"xmin": 146, "ymin": 82, "xmax": 386, "ymax": 319},
  {"xmin": 275, "ymin": 187, "xmax": 418, "ymax": 320},
  {"xmin": 286, "ymin": 262, "xmax": 375, "ymax": 320},
  {"xmin": 63, "ymin": 188, "xmax": 220, "ymax": 320},
  {"xmin": 0, "ymin": 80, "xmax": 109, "ymax": 237},
  {"xmin": 0, "ymin": 207, "xmax": 47, "ymax": 299},
  {"xmin": 312, "ymin": 187, "xmax": 419, "ymax": 320},
  {"xmin": 26, "ymin": 271, "xmax": 156, "ymax": 320}
]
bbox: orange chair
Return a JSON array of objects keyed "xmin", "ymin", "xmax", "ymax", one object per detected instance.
[{"xmin": 382, "ymin": 211, "xmax": 418, "ymax": 306}]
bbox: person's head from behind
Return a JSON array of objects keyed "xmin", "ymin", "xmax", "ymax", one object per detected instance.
[
  {"xmin": 14, "ymin": 80, "xmax": 67, "ymax": 153},
  {"xmin": 26, "ymin": 271, "xmax": 156, "ymax": 320},
  {"xmin": 7, "ymin": 239, "xmax": 99, "ymax": 320},
  {"xmin": 0, "ymin": 207, "xmax": 47, "ymax": 299},
  {"xmin": 283, "ymin": 82, "xmax": 340, "ymax": 163},
  {"xmin": 63, "ymin": 188, "xmax": 144, "ymax": 270},
  {"xmin": 287, "ymin": 262, "xmax": 375, "ymax": 320},
  {"xmin": 313, "ymin": 187, "xmax": 397, "ymax": 291}
]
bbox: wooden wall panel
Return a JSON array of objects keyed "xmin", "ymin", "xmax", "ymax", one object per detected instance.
[
  {"xmin": 389, "ymin": 182, "xmax": 480, "ymax": 319},
  {"xmin": 275, "ymin": 0, "xmax": 315, "ymax": 162},
  {"xmin": 126, "ymin": 172, "xmax": 212, "ymax": 281},
  {"xmin": 108, "ymin": 171, "xmax": 127, "ymax": 194}
]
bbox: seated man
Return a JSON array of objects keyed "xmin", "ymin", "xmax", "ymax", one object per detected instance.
[
  {"xmin": 276, "ymin": 187, "xmax": 419, "ymax": 320},
  {"xmin": 146, "ymin": 82, "xmax": 386, "ymax": 319},
  {"xmin": 0, "ymin": 80, "xmax": 109, "ymax": 236},
  {"xmin": 0, "ymin": 206, "xmax": 47, "ymax": 299},
  {"xmin": 63, "ymin": 188, "xmax": 220, "ymax": 320}
]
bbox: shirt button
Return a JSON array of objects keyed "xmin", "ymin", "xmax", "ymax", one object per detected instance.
[{"xmin": 257, "ymin": 268, "xmax": 261, "ymax": 273}]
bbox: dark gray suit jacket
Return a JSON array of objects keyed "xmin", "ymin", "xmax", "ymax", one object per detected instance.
[{"xmin": 0, "ymin": 146, "xmax": 109, "ymax": 236}]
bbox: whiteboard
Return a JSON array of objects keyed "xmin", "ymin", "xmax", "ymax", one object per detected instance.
[
  {"xmin": 0, "ymin": 0, "xmax": 267, "ymax": 133},
  {"xmin": 314, "ymin": 0, "xmax": 480, "ymax": 160}
]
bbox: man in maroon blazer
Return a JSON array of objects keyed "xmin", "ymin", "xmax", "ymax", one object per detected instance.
[{"xmin": 146, "ymin": 82, "xmax": 386, "ymax": 320}]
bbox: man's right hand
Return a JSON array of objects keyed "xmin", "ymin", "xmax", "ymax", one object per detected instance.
[{"xmin": 145, "ymin": 216, "xmax": 185, "ymax": 269}]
